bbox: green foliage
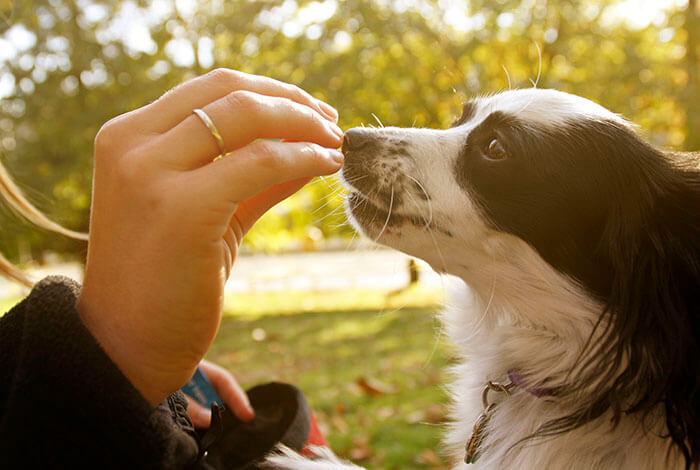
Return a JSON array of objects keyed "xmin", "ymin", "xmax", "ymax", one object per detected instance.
[{"xmin": 0, "ymin": 0, "xmax": 697, "ymax": 260}]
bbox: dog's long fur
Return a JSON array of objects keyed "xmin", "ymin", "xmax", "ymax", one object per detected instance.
[{"xmin": 265, "ymin": 89, "xmax": 699, "ymax": 469}]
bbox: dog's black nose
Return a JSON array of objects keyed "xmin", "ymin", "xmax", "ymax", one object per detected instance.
[{"xmin": 342, "ymin": 128, "xmax": 374, "ymax": 152}]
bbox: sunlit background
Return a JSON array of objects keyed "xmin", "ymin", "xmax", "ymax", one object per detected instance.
[{"xmin": 1, "ymin": 0, "xmax": 698, "ymax": 467}]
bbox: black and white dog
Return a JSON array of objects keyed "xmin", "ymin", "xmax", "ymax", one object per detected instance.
[{"xmin": 267, "ymin": 89, "xmax": 699, "ymax": 469}]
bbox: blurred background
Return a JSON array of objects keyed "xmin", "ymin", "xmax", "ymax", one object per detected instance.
[{"xmin": 0, "ymin": 0, "xmax": 697, "ymax": 468}]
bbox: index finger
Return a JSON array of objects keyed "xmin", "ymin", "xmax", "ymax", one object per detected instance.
[
  {"xmin": 199, "ymin": 361, "xmax": 255, "ymax": 422},
  {"xmin": 137, "ymin": 69, "xmax": 338, "ymax": 133}
]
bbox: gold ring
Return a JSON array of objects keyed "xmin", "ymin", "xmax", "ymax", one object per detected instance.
[{"xmin": 192, "ymin": 108, "xmax": 226, "ymax": 157}]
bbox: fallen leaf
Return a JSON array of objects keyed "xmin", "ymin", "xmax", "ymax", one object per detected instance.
[
  {"xmin": 376, "ymin": 406, "xmax": 397, "ymax": 420},
  {"xmin": 353, "ymin": 435, "xmax": 369, "ymax": 446},
  {"xmin": 348, "ymin": 446, "xmax": 372, "ymax": 461},
  {"xmin": 406, "ymin": 410, "xmax": 426, "ymax": 424},
  {"xmin": 415, "ymin": 449, "xmax": 441, "ymax": 466},
  {"xmin": 348, "ymin": 435, "xmax": 372, "ymax": 460},
  {"xmin": 331, "ymin": 414, "xmax": 349, "ymax": 433},
  {"xmin": 425, "ymin": 404, "xmax": 446, "ymax": 424},
  {"xmin": 358, "ymin": 415, "xmax": 372, "ymax": 428},
  {"xmin": 346, "ymin": 382, "xmax": 364, "ymax": 397},
  {"xmin": 422, "ymin": 371, "xmax": 442, "ymax": 386},
  {"xmin": 334, "ymin": 402, "xmax": 348, "ymax": 415},
  {"xmin": 356, "ymin": 376, "xmax": 395, "ymax": 396}
]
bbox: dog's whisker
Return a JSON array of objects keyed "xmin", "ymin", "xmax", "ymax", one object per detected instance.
[
  {"xmin": 317, "ymin": 175, "xmax": 332, "ymax": 185},
  {"xmin": 463, "ymin": 265, "xmax": 497, "ymax": 343},
  {"xmin": 312, "ymin": 194, "xmax": 343, "ymax": 216},
  {"xmin": 373, "ymin": 185, "xmax": 394, "ymax": 243},
  {"xmin": 531, "ymin": 42, "xmax": 543, "ymax": 89},
  {"xmin": 344, "ymin": 229, "xmax": 360, "ymax": 252},
  {"xmin": 317, "ymin": 175, "xmax": 340, "ymax": 187},
  {"xmin": 366, "ymin": 192, "xmax": 381, "ymax": 232},
  {"xmin": 405, "ymin": 174, "xmax": 433, "ymax": 228},
  {"xmin": 314, "ymin": 178, "xmax": 344, "ymax": 192},
  {"xmin": 502, "ymin": 64, "xmax": 513, "ymax": 90},
  {"xmin": 343, "ymin": 174, "xmax": 368, "ymax": 185},
  {"xmin": 426, "ymin": 223, "xmax": 448, "ymax": 275},
  {"xmin": 315, "ymin": 175, "xmax": 346, "ymax": 193},
  {"xmin": 314, "ymin": 204, "xmax": 346, "ymax": 224},
  {"xmin": 404, "ymin": 190, "xmax": 434, "ymax": 239},
  {"xmin": 375, "ymin": 303, "xmax": 408, "ymax": 317},
  {"xmin": 423, "ymin": 322, "xmax": 446, "ymax": 369},
  {"xmin": 323, "ymin": 186, "xmax": 343, "ymax": 196},
  {"xmin": 515, "ymin": 91, "xmax": 538, "ymax": 115},
  {"xmin": 371, "ymin": 113, "xmax": 384, "ymax": 128}
]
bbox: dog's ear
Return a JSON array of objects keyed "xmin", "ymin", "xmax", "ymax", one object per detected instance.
[{"xmin": 597, "ymin": 159, "xmax": 700, "ymax": 466}]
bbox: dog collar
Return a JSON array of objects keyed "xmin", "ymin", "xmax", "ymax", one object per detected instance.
[
  {"xmin": 465, "ymin": 371, "xmax": 551, "ymax": 464},
  {"xmin": 506, "ymin": 369, "xmax": 551, "ymax": 398}
]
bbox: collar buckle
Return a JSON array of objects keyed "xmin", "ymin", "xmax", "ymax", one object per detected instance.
[{"xmin": 464, "ymin": 379, "xmax": 515, "ymax": 464}]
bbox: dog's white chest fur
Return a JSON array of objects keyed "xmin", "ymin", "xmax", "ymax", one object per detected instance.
[{"xmin": 441, "ymin": 282, "xmax": 679, "ymax": 470}]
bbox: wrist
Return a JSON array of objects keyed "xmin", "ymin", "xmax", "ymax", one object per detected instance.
[{"xmin": 75, "ymin": 288, "xmax": 191, "ymax": 406}]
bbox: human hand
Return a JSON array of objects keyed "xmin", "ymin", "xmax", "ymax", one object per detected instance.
[
  {"xmin": 185, "ymin": 360, "xmax": 254, "ymax": 428},
  {"xmin": 76, "ymin": 69, "xmax": 343, "ymax": 406}
]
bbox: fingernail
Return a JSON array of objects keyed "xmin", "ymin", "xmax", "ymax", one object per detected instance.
[
  {"xmin": 328, "ymin": 149, "xmax": 344, "ymax": 164},
  {"xmin": 326, "ymin": 121, "xmax": 344, "ymax": 140},
  {"xmin": 317, "ymin": 100, "xmax": 339, "ymax": 122}
]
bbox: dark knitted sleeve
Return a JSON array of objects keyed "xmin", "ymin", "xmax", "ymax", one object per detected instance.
[{"xmin": 0, "ymin": 276, "xmax": 200, "ymax": 469}]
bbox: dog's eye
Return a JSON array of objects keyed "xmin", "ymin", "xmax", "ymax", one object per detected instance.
[{"xmin": 484, "ymin": 138, "xmax": 508, "ymax": 161}]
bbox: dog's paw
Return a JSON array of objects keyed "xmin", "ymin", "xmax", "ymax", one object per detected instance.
[{"xmin": 260, "ymin": 445, "xmax": 365, "ymax": 470}]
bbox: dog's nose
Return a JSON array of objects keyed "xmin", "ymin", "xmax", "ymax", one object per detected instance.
[{"xmin": 342, "ymin": 128, "xmax": 374, "ymax": 152}]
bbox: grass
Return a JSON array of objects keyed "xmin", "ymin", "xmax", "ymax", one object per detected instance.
[
  {"xmin": 208, "ymin": 304, "xmax": 456, "ymax": 469},
  {"xmin": 222, "ymin": 284, "xmax": 443, "ymax": 317}
]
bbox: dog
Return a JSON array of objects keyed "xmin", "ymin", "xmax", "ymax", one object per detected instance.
[{"xmin": 265, "ymin": 89, "xmax": 699, "ymax": 469}]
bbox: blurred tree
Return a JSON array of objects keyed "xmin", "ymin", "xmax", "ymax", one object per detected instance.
[
  {"xmin": 0, "ymin": 0, "xmax": 696, "ymax": 263},
  {"xmin": 686, "ymin": 0, "xmax": 699, "ymax": 150}
]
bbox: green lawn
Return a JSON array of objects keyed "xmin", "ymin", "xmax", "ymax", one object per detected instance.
[{"xmin": 208, "ymin": 305, "xmax": 456, "ymax": 469}]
